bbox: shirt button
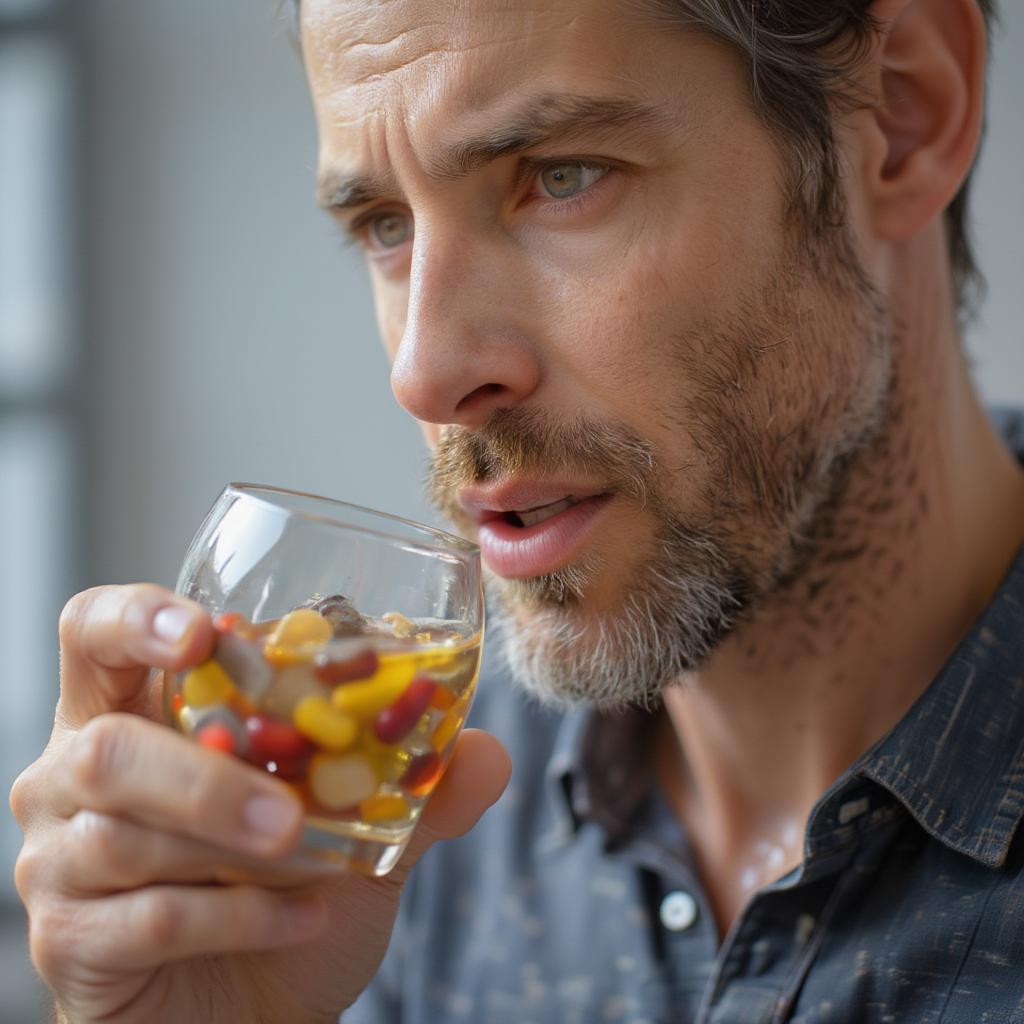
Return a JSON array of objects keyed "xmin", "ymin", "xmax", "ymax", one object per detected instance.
[{"xmin": 659, "ymin": 890, "xmax": 699, "ymax": 932}]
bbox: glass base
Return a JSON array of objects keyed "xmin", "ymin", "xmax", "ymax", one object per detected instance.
[{"xmin": 297, "ymin": 817, "xmax": 413, "ymax": 877}]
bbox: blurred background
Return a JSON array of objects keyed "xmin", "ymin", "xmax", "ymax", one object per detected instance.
[{"xmin": 0, "ymin": 1, "xmax": 1021, "ymax": 1019}]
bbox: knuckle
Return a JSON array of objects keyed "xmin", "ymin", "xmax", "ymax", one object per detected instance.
[
  {"xmin": 8, "ymin": 763, "xmax": 40, "ymax": 828},
  {"xmin": 71, "ymin": 716, "xmax": 129, "ymax": 794},
  {"xmin": 13, "ymin": 838, "xmax": 46, "ymax": 903},
  {"xmin": 137, "ymin": 889, "xmax": 185, "ymax": 949},
  {"xmin": 27, "ymin": 902, "xmax": 75, "ymax": 981},
  {"xmin": 58, "ymin": 589, "xmax": 97, "ymax": 649},
  {"xmin": 70, "ymin": 810, "xmax": 130, "ymax": 876}
]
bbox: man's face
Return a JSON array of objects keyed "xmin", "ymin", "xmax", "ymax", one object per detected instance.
[{"xmin": 302, "ymin": 0, "xmax": 892, "ymax": 707}]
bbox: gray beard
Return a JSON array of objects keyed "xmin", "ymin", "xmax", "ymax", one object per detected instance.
[{"xmin": 487, "ymin": 520, "xmax": 750, "ymax": 711}]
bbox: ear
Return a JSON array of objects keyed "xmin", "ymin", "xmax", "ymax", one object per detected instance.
[{"xmin": 864, "ymin": 0, "xmax": 987, "ymax": 242}]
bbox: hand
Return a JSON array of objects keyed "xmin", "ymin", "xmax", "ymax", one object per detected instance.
[{"xmin": 9, "ymin": 584, "xmax": 511, "ymax": 1023}]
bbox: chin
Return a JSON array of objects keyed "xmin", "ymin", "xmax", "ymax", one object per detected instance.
[{"xmin": 485, "ymin": 538, "xmax": 751, "ymax": 711}]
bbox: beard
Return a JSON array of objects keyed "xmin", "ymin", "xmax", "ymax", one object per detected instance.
[{"xmin": 428, "ymin": 232, "xmax": 893, "ymax": 710}]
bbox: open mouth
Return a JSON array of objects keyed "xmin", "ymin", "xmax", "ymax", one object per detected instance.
[
  {"xmin": 501, "ymin": 496, "xmax": 581, "ymax": 529},
  {"xmin": 474, "ymin": 493, "xmax": 615, "ymax": 578}
]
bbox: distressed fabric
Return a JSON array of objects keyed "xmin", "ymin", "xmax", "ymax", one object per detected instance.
[{"xmin": 344, "ymin": 413, "xmax": 1024, "ymax": 1024}]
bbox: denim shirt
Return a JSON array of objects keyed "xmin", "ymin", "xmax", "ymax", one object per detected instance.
[{"xmin": 345, "ymin": 414, "xmax": 1024, "ymax": 1024}]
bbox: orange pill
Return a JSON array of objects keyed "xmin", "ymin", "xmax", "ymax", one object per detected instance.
[{"xmin": 360, "ymin": 793, "xmax": 409, "ymax": 823}]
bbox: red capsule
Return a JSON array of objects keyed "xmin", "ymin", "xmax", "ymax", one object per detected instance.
[
  {"xmin": 400, "ymin": 751, "xmax": 443, "ymax": 796},
  {"xmin": 263, "ymin": 756, "xmax": 311, "ymax": 782},
  {"xmin": 374, "ymin": 677, "xmax": 437, "ymax": 745},
  {"xmin": 245, "ymin": 714, "xmax": 315, "ymax": 763},
  {"xmin": 314, "ymin": 646, "xmax": 379, "ymax": 686},
  {"xmin": 196, "ymin": 722, "xmax": 237, "ymax": 755},
  {"xmin": 214, "ymin": 611, "xmax": 244, "ymax": 633}
]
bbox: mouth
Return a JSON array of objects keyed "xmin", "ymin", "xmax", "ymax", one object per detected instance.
[{"xmin": 459, "ymin": 485, "xmax": 615, "ymax": 579}]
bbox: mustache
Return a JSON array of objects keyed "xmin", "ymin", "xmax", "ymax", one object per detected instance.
[{"xmin": 426, "ymin": 407, "xmax": 661, "ymax": 520}]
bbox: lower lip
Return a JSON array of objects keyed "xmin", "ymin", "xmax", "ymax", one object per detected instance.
[{"xmin": 476, "ymin": 495, "xmax": 614, "ymax": 578}]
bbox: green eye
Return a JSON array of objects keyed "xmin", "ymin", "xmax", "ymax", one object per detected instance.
[
  {"xmin": 539, "ymin": 162, "xmax": 586, "ymax": 199},
  {"xmin": 537, "ymin": 161, "xmax": 607, "ymax": 201},
  {"xmin": 369, "ymin": 212, "xmax": 412, "ymax": 249}
]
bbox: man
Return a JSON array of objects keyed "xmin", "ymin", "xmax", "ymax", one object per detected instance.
[{"xmin": 10, "ymin": 0, "xmax": 1024, "ymax": 1020}]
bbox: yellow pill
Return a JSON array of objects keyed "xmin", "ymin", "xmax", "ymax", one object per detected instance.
[
  {"xmin": 293, "ymin": 695, "xmax": 358, "ymax": 751},
  {"xmin": 331, "ymin": 658, "xmax": 417, "ymax": 718},
  {"xmin": 182, "ymin": 660, "xmax": 235, "ymax": 707},
  {"xmin": 360, "ymin": 793, "xmax": 409, "ymax": 823},
  {"xmin": 267, "ymin": 608, "xmax": 333, "ymax": 649},
  {"xmin": 430, "ymin": 710, "xmax": 462, "ymax": 753}
]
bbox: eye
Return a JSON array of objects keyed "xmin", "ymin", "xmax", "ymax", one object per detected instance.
[
  {"xmin": 537, "ymin": 161, "xmax": 607, "ymax": 200},
  {"xmin": 367, "ymin": 211, "xmax": 413, "ymax": 249}
]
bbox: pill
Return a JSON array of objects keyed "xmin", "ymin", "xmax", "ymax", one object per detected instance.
[
  {"xmin": 179, "ymin": 704, "xmax": 248, "ymax": 756},
  {"xmin": 428, "ymin": 685, "xmax": 456, "ymax": 711},
  {"xmin": 430, "ymin": 710, "xmax": 462, "ymax": 753},
  {"xmin": 293, "ymin": 695, "xmax": 358, "ymax": 751},
  {"xmin": 262, "ymin": 664, "xmax": 322, "ymax": 719},
  {"xmin": 267, "ymin": 607, "xmax": 333, "ymax": 648},
  {"xmin": 400, "ymin": 751, "xmax": 443, "ymax": 796},
  {"xmin": 314, "ymin": 645, "xmax": 379, "ymax": 685},
  {"xmin": 245, "ymin": 713, "xmax": 314, "ymax": 763},
  {"xmin": 308, "ymin": 753, "xmax": 377, "ymax": 810},
  {"xmin": 182, "ymin": 660, "xmax": 235, "ymax": 707},
  {"xmin": 215, "ymin": 630, "xmax": 273, "ymax": 697},
  {"xmin": 196, "ymin": 721, "xmax": 237, "ymax": 754},
  {"xmin": 331, "ymin": 660, "xmax": 416, "ymax": 718},
  {"xmin": 360, "ymin": 793, "xmax": 409, "ymax": 823},
  {"xmin": 374, "ymin": 678, "xmax": 437, "ymax": 745},
  {"xmin": 214, "ymin": 611, "xmax": 244, "ymax": 633}
]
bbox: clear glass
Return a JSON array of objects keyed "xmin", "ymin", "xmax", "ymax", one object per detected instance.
[{"xmin": 163, "ymin": 484, "xmax": 483, "ymax": 877}]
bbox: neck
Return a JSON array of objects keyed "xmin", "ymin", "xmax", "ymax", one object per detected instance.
[{"xmin": 658, "ymin": 232, "xmax": 1024, "ymax": 929}]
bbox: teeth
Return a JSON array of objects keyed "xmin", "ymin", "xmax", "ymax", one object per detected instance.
[{"xmin": 514, "ymin": 496, "xmax": 578, "ymax": 528}]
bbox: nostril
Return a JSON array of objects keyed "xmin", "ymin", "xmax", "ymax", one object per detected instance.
[{"xmin": 455, "ymin": 382, "xmax": 504, "ymax": 414}]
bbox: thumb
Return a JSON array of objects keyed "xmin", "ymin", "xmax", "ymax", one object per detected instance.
[
  {"xmin": 391, "ymin": 728, "xmax": 511, "ymax": 878},
  {"xmin": 57, "ymin": 584, "xmax": 215, "ymax": 728}
]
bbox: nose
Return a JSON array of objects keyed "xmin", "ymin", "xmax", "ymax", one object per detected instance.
[{"xmin": 390, "ymin": 223, "xmax": 542, "ymax": 430}]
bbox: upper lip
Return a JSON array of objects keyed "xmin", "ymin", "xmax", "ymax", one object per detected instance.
[{"xmin": 457, "ymin": 481, "xmax": 611, "ymax": 525}]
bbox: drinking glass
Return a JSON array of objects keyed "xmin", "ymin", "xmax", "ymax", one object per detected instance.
[{"xmin": 163, "ymin": 484, "xmax": 483, "ymax": 877}]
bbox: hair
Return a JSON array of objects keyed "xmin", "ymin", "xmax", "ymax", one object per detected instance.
[{"xmin": 286, "ymin": 0, "xmax": 997, "ymax": 317}]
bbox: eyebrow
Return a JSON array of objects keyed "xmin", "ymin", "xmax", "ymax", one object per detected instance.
[{"xmin": 316, "ymin": 93, "xmax": 670, "ymax": 211}]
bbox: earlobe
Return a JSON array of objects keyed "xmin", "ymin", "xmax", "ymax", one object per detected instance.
[{"xmin": 867, "ymin": 0, "xmax": 986, "ymax": 242}]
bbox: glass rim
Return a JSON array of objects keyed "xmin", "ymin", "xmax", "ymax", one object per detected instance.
[{"xmin": 224, "ymin": 482, "xmax": 479, "ymax": 560}]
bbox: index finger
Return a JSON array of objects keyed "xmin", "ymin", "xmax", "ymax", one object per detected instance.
[{"xmin": 57, "ymin": 584, "xmax": 215, "ymax": 728}]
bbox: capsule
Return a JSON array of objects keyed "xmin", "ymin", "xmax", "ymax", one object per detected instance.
[
  {"xmin": 374, "ymin": 678, "xmax": 437, "ymax": 745},
  {"xmin": 331, "ymin": 660, "xmax": 416, "ymax": 718},
  {"xmin": 196, "ymin": 721, "xmax": 237, "ymax": 754},
  {"xmin": 215, "ymin": 630, "xmax": 273, "ymax": 698},
  {"xmin": 182, "ymin": 660, "xmax": 236, "ymax": 707},
  {"xmin": 314, "ymin": 645, "xmax": 379, "ymax": 686},
  {"xmin": 245, "ymin": 713, "xmax": 314, "ymax": 763},
  {"xmin": 293, "ymin": 695, "xmax": 359, "ymax": 752},
  {"xmin": 400, "ymin": 751, "xmax": 443, "ymax": 796},
  {"xmin": 430, "ymin": 710, "xmax": 463, "ymax": 754}
]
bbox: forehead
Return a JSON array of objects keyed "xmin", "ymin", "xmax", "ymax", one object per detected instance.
[{"xmin": 300, "ymin": 0, "xmax": 720, "ymax": 168}]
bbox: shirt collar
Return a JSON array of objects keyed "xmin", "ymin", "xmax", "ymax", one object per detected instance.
[
  {"xmin": 542, "ymin": 545, "xmax": 1024, "ymax": 868},
  {"xmin": 859, "ymin": 543, "xmax": 1024, "ymax": 868}
]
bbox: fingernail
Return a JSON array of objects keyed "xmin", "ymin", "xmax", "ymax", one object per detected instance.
[
  {"xmin": 152, "ymin": 605, "xmax": 197, "ymax": 647},
  {"xmin": 244, "ymin": 793, "xmax": 300, "ymax": 843}
]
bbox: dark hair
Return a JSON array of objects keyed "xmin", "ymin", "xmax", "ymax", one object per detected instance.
[{"xmin": 287, "ymin": 0, "xmax": 997, "ymax": 317}]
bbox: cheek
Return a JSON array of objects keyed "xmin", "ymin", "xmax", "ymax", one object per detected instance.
[{"xmin": 370, "ymin": 274, "xmax": 408, "ymax": 363}]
